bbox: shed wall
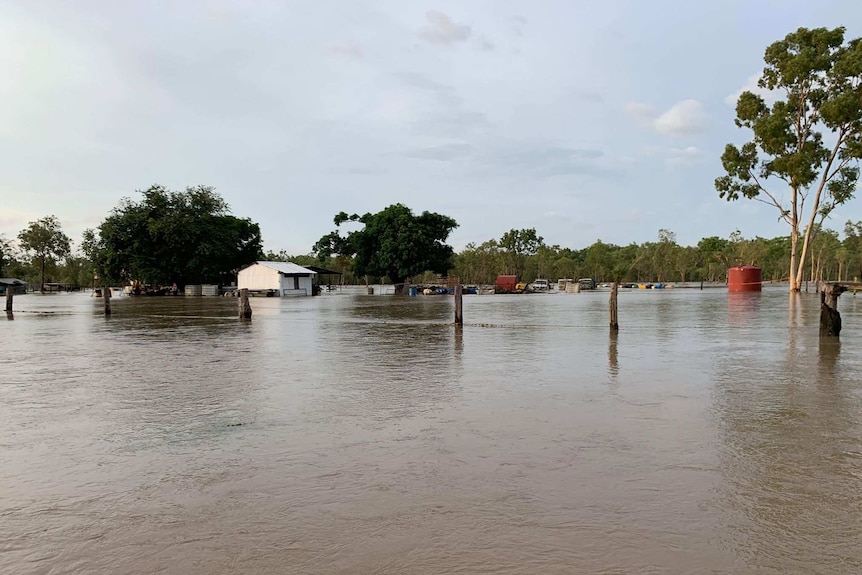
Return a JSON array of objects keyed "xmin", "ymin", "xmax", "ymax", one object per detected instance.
[{"xmin": 238, "ymin": 265, "xmax": 280, "ymax": 290}]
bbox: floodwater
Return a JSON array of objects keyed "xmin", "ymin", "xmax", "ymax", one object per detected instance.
[{"xmin": 2, "ymin": 286, "xmax": 861, "ymax": 574}]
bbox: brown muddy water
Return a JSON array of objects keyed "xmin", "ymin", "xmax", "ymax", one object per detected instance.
[{"xmin": 2, "ymin": 287, "xmax": 862, "ymax": 574}]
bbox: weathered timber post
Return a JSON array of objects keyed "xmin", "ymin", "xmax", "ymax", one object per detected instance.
[
  {"xmin": 820, "ymin": 282, "xmax": 847, "ymax": 337},
  {"xmin": 5, "ymin": 286, "xmax": 13, "ymax": 313},
  {"xmin": 609, "ymin": 282, "xmax": 619, "ymax": 331},
  {"xmin": 238, "ymin": 288, "xmax": 252, "ymax": 320},
  {"xmin": 103, "ymin": 285, "xmax": 112, "ymax": 315},
  {"xmin": 454, "ymin": 284, "xmax": 463, "ymax": 326}
]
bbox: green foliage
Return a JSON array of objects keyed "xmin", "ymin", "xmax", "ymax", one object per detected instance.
[
  {"xmin": 716, "ymin": 26, "xmax": 862, "ymax": 291},
  {"xmin": 88, "ymin": 185, "xmax": 262, "ymax": 288},
  {"xmin": 314, "ymin": 204, "xmax": 458, "ymax": 285},
  {"xmin": 0, "ymin": 234, "xmax": 12, "ymax": 277},
  {"xmin": 499, "ymin": 228, "xmax": 544, "ymax": 277},
  {"xmin": 17, "ymin": 215, "xmax": 72, "ymax": 291}
]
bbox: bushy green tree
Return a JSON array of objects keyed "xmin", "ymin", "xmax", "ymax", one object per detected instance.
[
  {"xmin": 499, "ymin": 228, "xmax": 543, "ymax": 278},
  {"xmin": 17, "ymin": 215, "xmax": 71, "ymax": 292},
  {"xmin": 0, "ymin": 235, "xmax": 12, "ymax": 277},
  {"xmin": 314, "ymin": 204, "xmax": 457, "ymax": 292},
  {"xmin": 86, "ymin": 185, "xmax": 262, "ymax": 288}
]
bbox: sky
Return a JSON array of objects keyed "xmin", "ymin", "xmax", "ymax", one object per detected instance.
[{"xmin": 2, "ymin": 0, "xmax": 862, "ymax": 255}]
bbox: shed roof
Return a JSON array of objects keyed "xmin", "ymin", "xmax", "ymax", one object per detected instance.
[
  {"xmin": 305, "ymin": 265, "xmax": 342, "ymax": 276},
  {"xmin": 253, "ymin": 261, "xmax": 317, "ymax": 275},
  {"xmin": 0, "ymin": 278, "xmax": 27, "ymax": 286}
]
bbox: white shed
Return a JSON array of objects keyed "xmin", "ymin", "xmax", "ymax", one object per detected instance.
[{"xmin": 237, "ymin": 261, "xmax": 317, "ymax": 297}]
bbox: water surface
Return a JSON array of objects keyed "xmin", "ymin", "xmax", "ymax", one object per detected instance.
[{"xmin": 2, "ymin": 287, "xmax": 861, "ymax": 574}]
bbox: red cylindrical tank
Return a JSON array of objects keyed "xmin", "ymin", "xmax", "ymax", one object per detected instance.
[{"xmin": 727, "ymin": 265, "xmax": 762, "ymax": 292}]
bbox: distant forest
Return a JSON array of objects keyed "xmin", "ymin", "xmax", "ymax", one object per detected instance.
[
  {"xmin": 265, "ymin": 223, "xmax": 862, "ymax": 287},
  {"xmin": 6, "ymin": 222, "xmax": 862, "ymax": 290}
]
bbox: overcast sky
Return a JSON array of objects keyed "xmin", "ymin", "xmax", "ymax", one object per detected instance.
[{"xmin": 3, "ymin": 0, "xmax": 862, "ymax": 254}]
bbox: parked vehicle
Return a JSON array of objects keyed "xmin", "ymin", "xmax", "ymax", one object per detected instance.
[
  {"xmin": 578, "ymin": 278, "xmax": 597, "ymax": 290},
  {"xmin": 529, "ymin": 279, "xmax": 551, "ymax": 292}
]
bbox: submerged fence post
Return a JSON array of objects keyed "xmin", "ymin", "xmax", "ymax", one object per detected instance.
[
  {"xmin": 103, "ymin": 285, "xmax": 112, "ymax": 315},
  {"xmin": 609, "ymin": 282, "xmax": 619, "ymax": 331},
  {"xmin": 5, "ymin": 286, "xmax": 12, "ymax": 313},
  {"xmin": 238, "ymin": 288, "xmax": 252, "ymax": 320},
  {"xmin": 820, "ymin": 282, "xmax": 846, "ymax": 337},
  {"xmin": 454, "ymin": 284, "xmax": 463, "ymax": 326}
]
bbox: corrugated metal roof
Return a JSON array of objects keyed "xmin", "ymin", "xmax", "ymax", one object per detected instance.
[{"xmin": 254, "ymin": 261, "xmax": 317, "ymax": 275}]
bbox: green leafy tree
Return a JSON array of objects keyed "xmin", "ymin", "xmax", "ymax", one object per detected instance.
[
  {"xmin": 0, "ymin": 234, "xmax": 12, "ymax": 277},
  {"xmin": 17, "ymin": 215, "xmax": 72, "ymax": 292},
  {"xmin": 653, "ymin": 229, "xmax": 678, "ymax": 282},
  {"xmin": 499, "ymin": 228, "xmax": 543, "ymax": 278},
  {"xmin": 584, "ymin": 240, "xmax": 615, "ymax": 281},
  {"xmin": 453, "ymin": 240, "xmax": 504, "ymax": 285},
  {"xmin": 843, "ymin": 220, "xmax": 862, "ymax": 280},
  {"xmin": 806, "ymin": 227, "xmax": 841, "ymax": 282},
  {"xmin": 674, "ymin": 246, "xmax": 699, "ymax": 282},
  {"xmin": 87, "ymin": 185, "xmax": 262, "ymax": 289},
  {"xmin": 835, "ymin": 246, "xmax": 849, "ymax": 281},
  {"xmin": 716, "ymin": 26, "xmax": 862, "ymax": 292},
  {"xmin": 314, "ymin": 204, "xmax": 457, "ymax": 292}
]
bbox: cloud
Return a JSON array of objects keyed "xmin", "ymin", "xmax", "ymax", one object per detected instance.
[
  {"xmin": 405, "ymin": 143, "xmax": 473, "ymax": 161},
  {"xmin": 329, "ymin": 42, "xmax": 363, "ymax": 59},
  {"xmin": 577, "ymin": 91, "xmax": 605, "ymax": 103},
  {"xmin": 653, "ymin": 100, "xmax": 707, "ymax": 136},
  {"xmin": 391, "ymin": 71, "xmax": 488, "ymax": 136},
  {"xmin": 511, "ymin": 15, "xmax": 527, "ymax": 39},
  {"xmin": 624, "ymin": 209, "xmax": 644, "ymax": 222},
  {"xmin": 326, "ymin": 166, "xmax": 386, "ymax": 175},
  {"xmin": 645, "ymin": 145, "xmax": 702, "ymax": 166},
  {"xmin": 724, "ymin": 73, "xmax": 779, "ymax": 106},
  {"xmin": 482, "ymin": 144, "xmax": 609, "ymax": 178},
  {"xmin": 626, "ymin": 100, "xmax": 707, "ymax": 136},
  {"xmin": 418, "ymin": 11, "xmax": 471, "ymax": 45},
  {"xmin": 624, "ymin": 102, "xmax": 656, "ymax": 119},
  {"xmin": 393, "ymin": 71, "xmax": 463, "ymax": 111}
]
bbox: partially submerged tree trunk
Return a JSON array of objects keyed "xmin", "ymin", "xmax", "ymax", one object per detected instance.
[
  {"xmin": 819, "ymin": 283, "xmax": 847, "ymax": 337},
  {"xmin": 790, "ymin": 208, "xmax": 800, "ymax": 292}
]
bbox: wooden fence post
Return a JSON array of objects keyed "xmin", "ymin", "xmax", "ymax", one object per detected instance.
[
  {"xmin": 5, "ymin": 286, "xmax": 12, "ymax": 313},
  {"xmin": 239, "ymin": 288, "xmax": 252, "ymax": 320},
  {"xmin": 454, "ymin": 284, "xmax": 463, "ymax": 325},
  {"xmin": 103, "ymin": 285, "xmax": 112, "ymax": 315},
  {"xmin": 609, "ymin": 282, "xmax": 619, "ymax": 331}
]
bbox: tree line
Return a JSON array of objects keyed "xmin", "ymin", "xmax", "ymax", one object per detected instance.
[
  {"xmin": 6, "ymin": 204, "xmax": 862, "ymax": 292},
  {"xmin": 446, "ymin": 225, "xmax": 862, "ymax": 287}
]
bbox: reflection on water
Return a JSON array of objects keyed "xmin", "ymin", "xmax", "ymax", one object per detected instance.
[
  {"xmin": 727, "ymin": 290, "xmax": 762, "ymax": 328},
  {"xmin": 607, "ymin": 330, "xmax": 619, "ymax": 380},
  {"xmin": 1, "ymin": 288, "xmax": 861, "ymax": 574},
  {"xmin": 818, "ymin": 338, "xmax": 841, "ymax": 379}
]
